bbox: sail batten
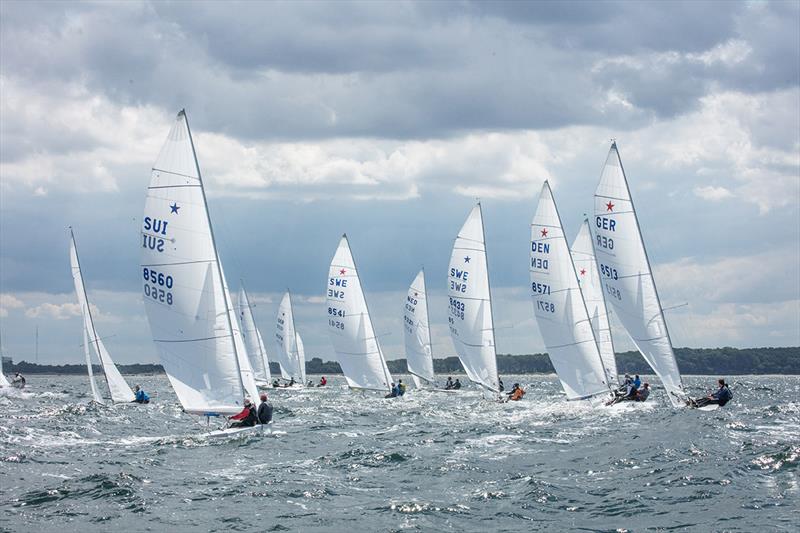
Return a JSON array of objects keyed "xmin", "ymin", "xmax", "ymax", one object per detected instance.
[
  {"xmin": 70, "ymin": 229, "xmax": 134, "ymax": 403},
  {"xmin": 529, "ymin": 182, "xmax": 612, "ymax": 402},
  {"xmin": 326, "ymin": 236, "xmax": 392, "ymax": 391},
  {"xmin": 447, "ymin": 204, "xmax": 500, "ymax": 393},
  {"xmin": 140, "ymin": 110, "xmax": 249, "ymax": 415},
  {"xmin": 593, "ymin": 143, "xmax": 686, "ymax": 406}
]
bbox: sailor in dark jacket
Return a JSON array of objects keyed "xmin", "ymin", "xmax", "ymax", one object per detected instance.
[{"xmin": 257, "ymin": 392, "xmax": 273, "ymax": 424}]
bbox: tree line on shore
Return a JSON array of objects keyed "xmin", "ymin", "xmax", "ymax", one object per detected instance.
[{"xmin": 5, "ymin": 347, "xmax": 799, "ymax": 375}]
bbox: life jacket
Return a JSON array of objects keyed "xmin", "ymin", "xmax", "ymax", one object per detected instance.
[{"xmin": 510, "ymin": 388, "xmax": 525, "ymax": 401}]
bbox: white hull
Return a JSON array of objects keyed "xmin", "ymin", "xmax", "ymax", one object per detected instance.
[
  {"xmin": 205, "ymin": 424, "xmax": 271, "ymax": 438},
  {"xmin": 696, "ymin": 404, "xmax": 721, "ymax": 412}
]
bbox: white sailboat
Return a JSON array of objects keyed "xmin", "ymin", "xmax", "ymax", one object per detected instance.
[
  {"xmin": 403, "ymin": 269, "xmax": 435, "ymax": 388},
  {"xmin": 593, "ymin": 142, "xmax": 687, "ymax": 407},
  {"xmin": 141, "ymin": 109, "xmax": 262, "ymax": 430},
  {"xmin": 529, "ymin": 182, "xmax": 613, "ymax": 402},
  {"xmin": 238, "ymin": 284, "xmax": 272, "ymax": 387},
  {"xmin": 326, "ymin": 234, "xmax": 393, "ymax": 393},
  {"xmin": 447, "ymin": 203, "xmax": 501, "ymax": 395},
  {"xmin": 70, "ymin": 228, "xmax": 134, "ymax": 403},
  {"xmin": 276, "ymin": 291, "xmax": 306, "ymax": 387},
  {"xmin": 571, "ymin": 219, "xmax": 620, "ymax": 386}
]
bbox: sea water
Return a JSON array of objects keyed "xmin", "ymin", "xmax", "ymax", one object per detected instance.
[{"xmin": 0, "ymin": 374, "xmax": 798, "ymax": 531}]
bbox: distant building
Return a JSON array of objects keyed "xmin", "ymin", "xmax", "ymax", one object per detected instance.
[{"xmin": 1, "ymin": 356, "xmax": 11, "ymax": 372}]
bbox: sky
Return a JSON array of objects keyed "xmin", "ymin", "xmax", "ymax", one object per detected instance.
[{"xmin": 1, "ymin": 0, "xmax": 798, "ymax": 366}]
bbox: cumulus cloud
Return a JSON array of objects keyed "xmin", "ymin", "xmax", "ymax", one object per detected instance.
[
  {"xmin": 0, "ymin": 293, "xmax": 25, "ymax": 317},
  {"xmin": 25, "ymin": 302, "xmax": 82, "ymax": 320},
  {"xmin": 693, "ymin": 185, "xmax": 733, "ymax": 202}
]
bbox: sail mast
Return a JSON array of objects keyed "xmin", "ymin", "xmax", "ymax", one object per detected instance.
[
  {"xmin": 477, "ymin": 203, "xmax": 500, "ymax": 393},
  {"xmin": 613, "ymin": 143, "xmax": 681, "ymax": 386},
  {"xmin": 344, "ymin": 234, "xmax": 393, "ymax": 390},
  {"xmin": 547, "ymin": 185, "xmax": 612, "ymax": 394},
  {"xmin": 70, "ymin": 227, "xmax": 112, "ymax": 393},
  {"xmin": 182, "ymin": 110, "xmax": 248, "ymax": 402}
]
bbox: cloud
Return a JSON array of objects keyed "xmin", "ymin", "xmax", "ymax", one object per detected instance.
[
  {"xmin": 25, "ymin": 302, "xmax": 82, "ymax": 320},
  {"xmin": 693, "ymin": 185, "xmax": 733, "ymax": 202},
  {"xmin": 0, "ymin": 293, "xmax": 25, "ymax": 317}
]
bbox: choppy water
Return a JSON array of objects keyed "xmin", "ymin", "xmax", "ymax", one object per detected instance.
[{"xmin": 0, "ymin": 374, "xmax": 798, "ymax": 532}]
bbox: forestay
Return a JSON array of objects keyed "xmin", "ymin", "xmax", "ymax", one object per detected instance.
[
  {"xmin": 529, "ymin": 183, "xmax": 611, "ymax": 401},
  {"xmin": 276, "ymin": 291, "xmax": 306, "ymax": 384},
  {"xmin": 326, "ymin": 235, "xmax": 392, "ymax": 391},
  {"xmin": 70, "ymin": 229, "xmax": 134, "ymax": 403},
  {"xmin": 140, "ymin": 110, "xmax": 247, "ymax": 416},
  {"xmin": 404, "ymin": 269, "xmax": 435, "ymax": 386},
  {"xmin": 238, "ymin": 285, "xmax": 272, "ymax": 384},
  {"xmin": 593, "ymin": 143, "xmax": 686, "ymax": 406},
  {"xmin": 447, "ymin": 204, "xmax": 500, "ymax": 393},
  {"xmin": 571, "ymin": 219, "xmax": 619, "ymax": 386}
]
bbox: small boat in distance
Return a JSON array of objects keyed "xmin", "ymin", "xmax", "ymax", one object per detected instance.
[
  {"xmin": 275, "ymin": 290, "xmax": 306, "ymax": 388},
  {"xmin": 403, "ymin": 269, "xmax": 436, "ymax": 389},
  {"xmin": 238, "ymin": 283, "xmax": 273, "ymax": 388},
  {"xmin": 70, "ymin": 228, "xmax": 134, "ymax": 404},
  {"xmin": 326, "ymin": 234, "xmax": 393, "ymax": 394}
]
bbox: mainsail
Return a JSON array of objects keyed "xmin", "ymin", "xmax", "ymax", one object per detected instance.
[
  {"xmin": 404, "ymin": 269, "xmax": 435, "ymax": 387},
  {"xmin": 70, "ymin": 229, "xmax": 134, "ymax": 403},
  {"xmin": 529, "ymin": 183, "xmax": 611, "ymax": 401},
  {"xmin": 238, "ymin": 284, "xmax": 272, "ymax": 384},
  {"xmin": 571, "ymin": 219, "xmax": 620, "ymax": 386},
  {"xmin": 221, "ymin": 269, "xmax": 260, "ymax": 405},
  {"xmin": 141, "ymin": 110, "xmax": 251, "ymax": 416},
  {"xmin": 276, "ymin": 291, "xmax": 306, "ymax": 384},
  {"xmin": 326, "ymin": 235, "xmax": 392, "ymax": 391},
  {"xmin": 593, "ymin": 142, "xmax": 686, "ymax": 406},
  {"xmin": 447, "ymin": 204, "xmax": 500, "ymax": 393}
]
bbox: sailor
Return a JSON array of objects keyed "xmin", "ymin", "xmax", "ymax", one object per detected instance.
[
  {"xmin": 229, "ymin": 398, "xmax": 257, "ymax": 428},
  {"xmin": 453, "ymin": 378, "xmax": 462, "ymax": 390},
  {"xmin": 286, "ymin": 377, "xmax": 296, "ymax": 388},
  {"xmin": 133, "ymin": 384, "xmax": 150, "ymax": 404},
  {"xmin": 635, "ymin": 383, "xmax": 650, "ymax": 402},
  {"xmin": 397, "ymin": 379, "xmax": 406, "ymax": 396},
  {"xmin": 272, "ymin": 379, "xmax": 280, "ymax": 388},
  {"xmin": 632, "ymin": 374, "xmax": 642, "ymax": 391},
  {"xmin": 508, "ymin": 383, "xmax": 525, "ymax": 401},
  {"xmin": 318, "ymin": 376, "xmax": 327, "ymax": 387},
  {"xmin": 257, "ymin": 392, "xmax": 273, "ymax": 424},
  {"xmin": 11, "ymin": 372, "xmax": 26, "ymax": 389},
  {"xmin": 445, "ymin": 377, "xmax": 454, "ymax": 390},
  {"xmin": 690, "ymin": 379, "xmax": 733, "ymax": 408},
  {"xmin": 618, "ymin": 374, "xmax": 632, "ymax": 395},
  {"xmin": 384, "ymin": 382, "xmax": 397, "ymax": 398}
]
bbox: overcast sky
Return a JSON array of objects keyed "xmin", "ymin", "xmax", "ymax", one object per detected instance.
[{"xmin": 1, "ymin": 1, "xmax": 798, "ymax": 366}]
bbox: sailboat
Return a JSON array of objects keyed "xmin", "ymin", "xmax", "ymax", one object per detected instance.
[
  {"xmin": 403, "ymin": 269, "xmax": 436, "ymax": 389},
  {"xmin": 529, "ymin": 183, "xmax": 613, "ymax": 402},
  {"xmin": 69, "ymin": 228, "xmax": 134, "ymax": 404},
  {"xmin": 238, "ymin": 284, "xmax": 272, "ymax": 387},
  {"xmin": 593, "ymin": 142, "xmax": 687, "ymax": 407},
  {"xmin": 447, "ymin": 203, "xmax": 501, "ymax": 396},
  {"xmin": 276, "ymin": 291, "xmax": 306, "ymax": 388},
  {"xmin": 571, "ymin": 219, "xmax": 620, "ymax": 387},
  {"xmin": 141, "ymin": 109, "xmax": 263, "ymax": 434},
  {"xmin": 326, "ymin": 234, "xmax": 393, "ymax": 393}
]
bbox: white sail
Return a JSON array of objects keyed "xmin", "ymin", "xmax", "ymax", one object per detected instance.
[
  {"xmin": 70, "ymin": 230, "xmax": 134, "ymax": 403},
  {"xmin": 447, "ymin": 204, "xmax": 500, "ymax": 393},
  {"xmin": 404, "ymin": 269, "xmax": 435, "ymax": 385},
  {"xmin": 276, "ymin": 291, "xmax": 306, "ymax": 384},
  {"xmin": 82, "ymin": 322, "xmax": 104, "ymax": 403},
  {"xmin": 238, "ymin": 285, "xmax": 272, "ymax": 384},
  {"xmin": 326, "ymin": 235, "xmax": 393, "ymax": 391},
  {"xmin": 221, "ymin": 269, "xmax": 260, "ymax": 405},
  {"xmin": 593, "ymin": 142, "xmax": 686, "ymax": 406},
  {"xmin": 0, "ymin": 371, "xmax": 9, "ymax": 388},
  {"xmin": 529, "ymin": 183, "xmax": 611, "ymax": 401},
  {"xmin": 140, "ymin": 110, "xmax": 247, "ymax": 416},
  {"xmin": 571, "ymin": 219, "xmax": 619, "ymax": 386}
]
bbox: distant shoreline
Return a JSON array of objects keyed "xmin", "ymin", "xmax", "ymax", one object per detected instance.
[{"xmin": 4, "ymin": 347, "xmax": 799, "ymax": 375}]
